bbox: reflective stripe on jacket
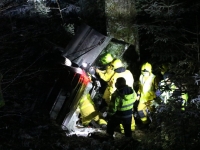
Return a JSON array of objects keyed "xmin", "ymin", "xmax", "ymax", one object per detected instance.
[
  {"xmin": 139, "ymin": 73, "xmax": 156, "ymax": 103},
  {"xmin": 108, "ymin": 85, "xmax": 135, "ymax": 118}
]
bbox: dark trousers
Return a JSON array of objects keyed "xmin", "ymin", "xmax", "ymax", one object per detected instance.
[
  {"xmin": 99, "ymin": 99, "xmax": 107, "ymax": 111},
  {"xmin": 106, "ymin": 115, "xmax": 132, "ymax": 137}
]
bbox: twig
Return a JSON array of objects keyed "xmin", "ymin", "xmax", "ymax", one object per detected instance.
[
  {"xmin": 56, "ymin": 0, "xmax": 64, "ymax": 23},
  {"xmin": 2, "ymin": 54, "xmax": 44, "ymax": 92},
  {"xmin": 0, "ymin": 114, "xmax": 22, "ymax": 118}
]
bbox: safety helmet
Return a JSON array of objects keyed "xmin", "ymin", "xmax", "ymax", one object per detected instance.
[
  {"xmin": 163, "ymin": 72, "xmax": 174, "ymax": 80},
  {"xmin": 141, "ymin": 62, "xmax": 152, "ymax": 73},
  {"xmin": 100, "ymin": 53, "xmax": 114, "ymax": 65},
  {"xmin": 111, "ymin": 59, "xmax": 123, "ymax": 69}
]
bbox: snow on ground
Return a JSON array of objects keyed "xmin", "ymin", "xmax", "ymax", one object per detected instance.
[
  {"xmin": 64, "ymin": 108, "xmax": 125, "ymax": 140},
  {"xmin": 66, "ymin": 124, "xmax": 125, "ymax": 140}
]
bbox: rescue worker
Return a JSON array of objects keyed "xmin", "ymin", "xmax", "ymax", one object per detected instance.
[
  {"xmin": 106, "ymin": 77, "xmax": 135, "ymax": 138},
  {"xmin": 101, "ymin": 59, "xmax": 137, "ymax": 132},
  {"xmin": 103, "ymin": 59, "xmax": 135, "ymax": 105},
  {"xmin": 96, "ymin": 53, "xmax": 115, "ymax": 82},
  {"xmin": 136, "ymin": 62, "xmax": 158, "ymax": 124},
  {"xmin": 0, "ymin": 73, "xmax": 5, "ymax": 108},
  {"xmin": 78, "ymin": 82, "xmax": 107, "ymax": 128},
  {"xmin": 156, "ymin": 72, "xmax": 188, "ymax": 110},
  {"xmin": 95, "ymin": 53, "xmax": 115, "ymax": 110}
]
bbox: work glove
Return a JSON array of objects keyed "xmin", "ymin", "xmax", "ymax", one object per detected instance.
[{"xmin": 96, "ymin": 68, "xmax": 100, "ymax": 74}]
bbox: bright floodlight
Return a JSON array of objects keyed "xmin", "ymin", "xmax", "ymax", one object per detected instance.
[
  {"xmin": 82, "ymin": 62, "xmax": 88, "ymax": 68},
  {"xmin": 65, "ymin": 57, "xmax": 72, "ymax": 66}
]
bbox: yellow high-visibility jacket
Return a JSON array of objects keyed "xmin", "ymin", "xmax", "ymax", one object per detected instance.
[
  {"xmin": 103, "ymin": 70, "xmax": 135, "ymax": 105},
  {"xmin": 97, "ymin": 66, "xmax": 115, "ymax": 82},
  {"xmin": 138, "ymin": 73, "xmax": 157, "ymax": 103}
]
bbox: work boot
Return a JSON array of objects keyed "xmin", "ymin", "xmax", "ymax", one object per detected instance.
[{"xmin": 99, "ymin": 99, "xmax": 107, "ymax": 111}]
